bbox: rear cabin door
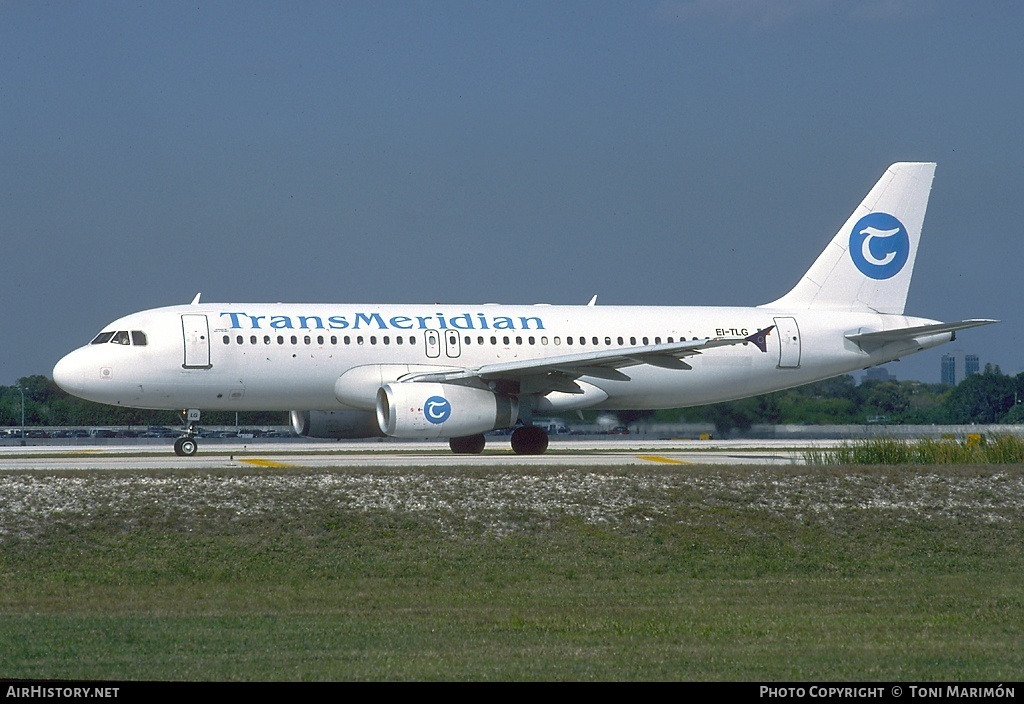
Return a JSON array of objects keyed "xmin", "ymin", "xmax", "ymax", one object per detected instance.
[
  {"xmin": 181, "ymin": 314, "xmax": 212, "ymax": 369},
  {"xmin": 773, "ymin": 316, "xmax": 801, "ymax": 369}
]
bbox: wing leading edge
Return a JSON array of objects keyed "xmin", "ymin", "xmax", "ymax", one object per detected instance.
[{"xmin": 401, "ymin": 326, "xmax": 776, "ymax": 393}]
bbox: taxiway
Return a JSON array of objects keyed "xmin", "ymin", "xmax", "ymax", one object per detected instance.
[{"xmin": 0, "ymin": 439, "xmax": 832, "ymax": 470}]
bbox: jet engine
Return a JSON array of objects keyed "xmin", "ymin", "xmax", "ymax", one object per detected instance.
[
  {"xmin": 376, "ymin": 382, "xmax": 518, "ymax": 438},
  {"xmin": 290, "ymin": 409, "xmax": 384, "ymax": 439}
]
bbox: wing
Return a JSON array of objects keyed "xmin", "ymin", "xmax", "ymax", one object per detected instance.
[{"xmin": 402, "ymin": 326, "xmax": 776, "ymax": 394}]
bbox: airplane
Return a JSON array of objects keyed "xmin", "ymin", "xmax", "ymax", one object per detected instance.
[{"xmin": 52, "ymin": 162, "xmax": 996, "ymax": 456}]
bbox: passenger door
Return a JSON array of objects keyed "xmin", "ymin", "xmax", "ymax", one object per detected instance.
[
  {"xmin": 773, "ymin": 316, "xmax": 801, "ymax": 368},
  {"xmin": 181, "ymin": 314, "xmax": 212, "ymax": 369}
]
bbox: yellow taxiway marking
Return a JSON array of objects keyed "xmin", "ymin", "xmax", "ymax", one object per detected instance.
[
  {"xmin": 637, "ymin": 454, "xmax": 691, "ymax": 465},
  {"xmin": 238, "ymin": 458, "xmax": 291, "ymax": 468}
]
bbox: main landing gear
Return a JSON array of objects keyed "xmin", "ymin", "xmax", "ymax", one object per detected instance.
[
  {"xmin": 510, "ymin": 426, "xmax": 549, "ymax": 455},
  {"xmin": 449, "ymin": 434, "xmax": 486, "ymax": 454},
  {"xmin": 448, "ymin": 426, "xmax": 551, "ymax": 455},
  {"xmin": 174, "ymin": 408, "xmax": 201, "ymax": 457}
]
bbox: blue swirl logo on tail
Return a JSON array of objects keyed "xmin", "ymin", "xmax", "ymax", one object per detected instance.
[
  {"xmin": 849, "ymin": 212, "xmax": 910, "ymax": 280},
  {"xmin": 424, "ymin": 396, "xmax": 452, "ymax": 424}
]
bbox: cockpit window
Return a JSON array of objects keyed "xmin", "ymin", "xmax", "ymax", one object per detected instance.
[{"xmin": 90, "ymin": 330, "xmax": 148, "ymax": 346}]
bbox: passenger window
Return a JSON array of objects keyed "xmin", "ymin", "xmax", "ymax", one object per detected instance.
[{"xmin": 223, "ymin": 335, "xmax": 230, "ymax": 345}]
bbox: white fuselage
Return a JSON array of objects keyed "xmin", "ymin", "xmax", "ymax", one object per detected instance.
[{"xmin": 52, "ymin": 302, "xmax": 950, "ymax": 414}]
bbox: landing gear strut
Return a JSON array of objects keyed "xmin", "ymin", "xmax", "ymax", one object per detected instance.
[
  {"xmin": 174, "ymin": 408, "xmax": 201, "ymax": 457},
  {"xmin": 511, "ymin": 426, "xmax": 549, "ymax": 455}
]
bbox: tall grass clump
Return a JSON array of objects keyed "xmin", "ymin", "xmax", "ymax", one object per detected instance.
[{"xmin": 804, "ymin": 433, "xmax": 1024, "ymax": 465}]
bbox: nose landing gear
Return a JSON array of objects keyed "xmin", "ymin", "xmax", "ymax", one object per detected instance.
[
  {"xmin": 173, "ymin": 435, "xmax": 198, "ymax": 456},
  {"xmin": 174, "ymin": 408, "xmax": 201, "ymax": 456}
]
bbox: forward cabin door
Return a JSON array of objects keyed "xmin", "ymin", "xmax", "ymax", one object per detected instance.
[
  {"xmin": 181, "ymin": 314, "xmax": 212, "ymax": 369},
  {"xmin": 773, "ymin": 316, "xmax": 801, "ymax": 368}
]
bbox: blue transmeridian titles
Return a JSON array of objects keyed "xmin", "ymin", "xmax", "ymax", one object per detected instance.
[{"xmin": 219, "ymin": 311, "xmax": 546, "ymax": 331}]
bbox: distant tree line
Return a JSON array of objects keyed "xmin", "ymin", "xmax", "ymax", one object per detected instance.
[
  {"xmin": 0, "ymin": 375, "xmax": 288, "ymax": 429},
  {"xmin": 614, "ymin": 365, "xmax": 1024, "ymax": 433},
  {"xmin": 3, "ymin": 366, "xmax": 1023, "ymax": 432}
]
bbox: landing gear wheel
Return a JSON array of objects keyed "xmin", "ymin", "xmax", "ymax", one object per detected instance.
[
  {"xmin": 174, "ymin": 437, "xmax": 198, "ymax": 457},
  {"xmin": 511, "ymin": 426, "xmax": 549, "ymax": 455},
  {"xmin": 449, "ymin": 434, "xmax": 486, "ymax": 454}
]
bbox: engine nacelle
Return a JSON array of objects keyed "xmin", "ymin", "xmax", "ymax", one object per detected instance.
[
  {"xmin": 290, "ymin": 409, "xmax": 384, "ymax": 439},
  {"xmin": 376, "ymin": 383, "xmax": 518, "ymax": 439}
]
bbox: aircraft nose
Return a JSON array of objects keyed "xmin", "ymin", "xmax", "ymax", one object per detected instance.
[{"xmin": 53, "ymin": 351, "xmax": 85, "ymax": 395}]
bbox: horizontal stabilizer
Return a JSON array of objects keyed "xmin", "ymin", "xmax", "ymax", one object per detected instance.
[{"xmin": 845, "ymin": 319, "xmax": 998, "ymax": 348}]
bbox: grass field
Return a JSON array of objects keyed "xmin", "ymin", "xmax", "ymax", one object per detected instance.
[
  {"xmin": 1, "ymin": 464, "xmax": 1021, "ymax": 680},
  {"xmin": 803, "ymin": 434, "xmax": 1024, "ymax": 465}
]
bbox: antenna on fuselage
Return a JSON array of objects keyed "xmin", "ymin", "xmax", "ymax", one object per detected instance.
[
  {"xmin": 190, "ymin": 292, "xmax": 202, "ymax": 305},
  {"xmin": 587, "ymin": 295, "xmax": 597, "ymax": 306}
]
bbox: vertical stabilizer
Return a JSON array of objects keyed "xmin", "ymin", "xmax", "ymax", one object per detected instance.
[{"xmin": 761, "ymin": 162, "xmax": 936, "ymax": 315}]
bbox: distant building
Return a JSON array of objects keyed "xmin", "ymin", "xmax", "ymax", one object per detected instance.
[
  {"xmin": 863, "ymin": 367, "xmax": 893, "ymax": 383},
  {"xmin": 941, "ymin": 350, "xmax": 980, "ymax": 385}
]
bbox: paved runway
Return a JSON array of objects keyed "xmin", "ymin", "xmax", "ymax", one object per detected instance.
[{"xmin": 0, "ymin": 438, "xmax": 837, "ymax": 470}]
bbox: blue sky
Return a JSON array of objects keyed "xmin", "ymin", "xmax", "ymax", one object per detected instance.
[{"xmin": 2, "ymin": 1, "xmax": 1021, "ymax": 385}]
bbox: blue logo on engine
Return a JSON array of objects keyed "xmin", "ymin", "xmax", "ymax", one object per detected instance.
[
  {"xmin": 849, "ymin": 212, "xmax": 910, "ymax": 280},
  {"xmin": 424, "ymin": 396, "xmax": 452, "ymax": 424}
]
